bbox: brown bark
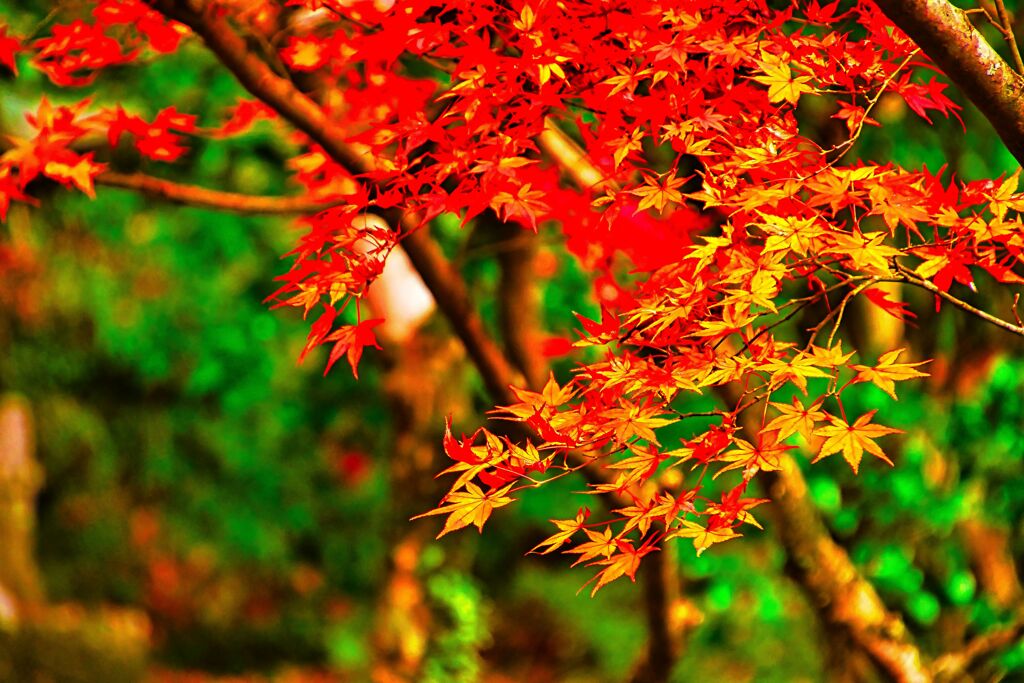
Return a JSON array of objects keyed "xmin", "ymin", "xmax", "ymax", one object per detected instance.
[
  {"xmin": 933, "ymin": 614, "xmax": 1024, "ymax": 681},
  {"xmin": 959, "ymin": 519, "xmax": 1022, "ymax": 609},
  {"xmin": 145, "ymin": 0, "xmax": 525, "ymax": 406},
  {"xmin": 96, "ymin": 171, "xmax": 345, "ymax": 214},
  {"xmin": 488, "ymin": 215, "xmax": 547, "ymax": 392},
  {"xmin": 628, "ymin": 550, "xmax": 686, "ymax": 683},
  {"xmin": 373, "ymin": 336, "xmax": 469, "ymax": 682},
  {"xmin": 760, "ymin": 457, "xmax": 928, "ymax": 683},
  {"xmin": 717, "ymin": 387, "xmax": 930, "ymax": 683},
  {"xmin": 0, "ymin": 395, "xmax": 44, "ymax": 620},
  {"xmin": 873, "ymin": 0, "xmax": 1024, "ymax": 166}
]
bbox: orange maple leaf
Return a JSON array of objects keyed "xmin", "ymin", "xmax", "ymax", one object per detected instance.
[
  {"xmin": 849, "ymin": 348, "xmax": 930, "ymax": 400},
  {"xmin": 812, "ymin": 411, "xmax": 901, "ymax": 474},
  {"xmin": 530, "ymin": 507, "xmax": 590, "ymax": 554},
  {"xmin": 667, "ymin": 519, "xmax": 740, "ymax": 556},
  {"xmin": 631, "ymin": 172, "xmax": 686, "ymax": 212},
  {"xmin": 412, "ymin": 482, "xmax": 516, "ymax": 538},
  {"xmin": 766, "ymin": 396, "xmax": 827, "ymax": 441},
  {"xmin": 585, "ymin": 540, "xmax": 655, "ymax": 595}
]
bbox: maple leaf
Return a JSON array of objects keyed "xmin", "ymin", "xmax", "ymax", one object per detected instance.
[
  {"xmin": 766, "ymin": 397, "xmax": 827, "ymax": 441},
  {"xmin": 282, "ymin": 36, "xmax": 327, "ymax": 71},
  {"xmin": 719, "ymin": 429, "xmax": 795, "ymax": 475},
  {"xmin": 413, "ymin": 482, "xmax": 516, "ymax": 538},
  {"xmin": 530, "ymin": 507, "xmax": 590, "ymax": 554},
  {"xmin": 759, "ymin": 213, "xmax": 822, "ymax": 257},
  {"xmin": 808, "ymin": 342, "xmax": 856, "ymax": 368},
  {"xmin": 606, "ymin": 443, "xmax": 669, "ymax": 483},
  {"xmin": 43, "ymin": 156, "xmax": 105, "ymax": 198},
  {"xmin": 0, "ymin": 25, "xmax": 21, "ymax": 75},
  {"xmin": 864, "ymin": 287, "xmax": 916, "ymax": 321},
  {"xmin": 608, "ymin": 128, "xmax": 644, "ymax": 168},
  {"xmin": 566, "ymin": 527, "xmax": 617, "ymax": 566},
  {"xmin": 752, "ymin": 55, "xmax": 814, "ymax": 105},
  {"xmin": 828, "ymin": 230, "xmax": 900, "ymax": 275},
  {"xmin": 586, "ymin": 540, "xmax": 656, "ymax": 596},
  {"xmin": 490, "ymin": 182, "xmax": 549, "ymax": 231},
  {"xmin": 849, "ymin": 348, "xmax": 929, "ymax": 400},
  {"xmin": 604, "ymin": 65, "xmax": 652, "ymax": 97},
  {"xmin": 765, "ymin": 352, "xmax": 831, "ymax": 394},
  {"xmin": 832, "ymin": 101, "xmax": 879, "ymax": 136},
  {"xmin": 631, "ymin": 172, "xmax": 687, "ymax": 213},
  {"xmin": 813, "ymin": 411, "xmax": 901, "ymax": 474},
  {"xmin": 668, "ymin": 519, "xmax": 740, "ymax": 556},
  {"xmin": 323, "ymin": 318, "xmax": 385, "ymax": 378},
  {"xmin": 442, "ymin": 415, "xmax": 483, "ymax": 465},
  {"xmin": 601, "ymin": 400, "xmax": 674, "ymax": 444}
]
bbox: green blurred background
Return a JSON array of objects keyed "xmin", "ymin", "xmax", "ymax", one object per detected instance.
[{"xmin": 1, "ymin": 2, "xmax": 1024, "ymax": 682}]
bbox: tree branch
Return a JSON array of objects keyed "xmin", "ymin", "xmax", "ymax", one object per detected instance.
[
  {"xmin": 96, "ymin": 171, "xmax": 344, "ymax": 214},
  {"xmin": 144, "ymin": 0, "xmax": 525, "ymax": 406},
  {"xmin": 488, "ymin": 214, "xmax": 547, "ymax": 391},
  {"xmin": 872, "ymin": 0, "xmax": 1024, "ymax": 165},
  {"xmin": 992, "ymin": 0, "xmax": 1024, "ymax": 74},
  {"xmin": 932, "ymin": 613, "xmax": 1024, "ymax": 680},
  {"xmin": 896, "ymin": 262, "xmax": 1024, "ymax": 337},
  {"xmin": 718, "ymin": 383, "xmax": 931, "ymax": 683}
]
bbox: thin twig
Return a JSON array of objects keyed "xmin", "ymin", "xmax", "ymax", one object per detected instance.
[
  {"xmin": 993, "ymin": 0, "xmax": 1024, "ymax": 73},
  {"xmin": 895, "ymin": 261, "xmax": 1024, "ymax": 337},
  {"xmin": 932, "ymin": 612, "xmax": 1024, "ymax": 679}
]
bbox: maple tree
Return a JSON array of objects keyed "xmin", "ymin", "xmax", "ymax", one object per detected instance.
[{"xmin": 3, "ymin": 0, "xmax": 1024, "ymax": 680}]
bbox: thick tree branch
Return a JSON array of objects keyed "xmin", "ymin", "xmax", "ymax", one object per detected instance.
[
  {"xmin": 628, "ymin": 549, "xmax": 685, "ymax": 683},
  {"xmin": 96, "ymin": 171, "xmax": 344, "ymax": 214},
  {"xmin": 537, "ymin": 119, "xmax": 616, "ymax": 192},
  {"xmin": 144, "ymin": 0, "xmax": 524, "ymax": 406},
  {"xmin": 488, "ymin": 215, "xmax": 547, "ymax": 392},
  {"xmin": 717, "ymin": 383, "xmax": 930, "ymax": 683},
  {"xmin": 873, "ymin": 0, "xmax": 1024, "ymax": 165}
]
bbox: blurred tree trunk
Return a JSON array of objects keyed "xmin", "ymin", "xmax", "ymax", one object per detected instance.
[
  {"xmin": 0, "ymin": 394, "xmax": 44, "ymax": 622},
  {"xmin": 366, "ymin": 232, "xmax": 470, "ymax": 682}
]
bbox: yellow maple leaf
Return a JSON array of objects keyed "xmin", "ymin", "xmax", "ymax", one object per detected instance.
[
  {"xmin": 752, "ymin": 56, "xmax": 814, "ymax": 105},
  {"xmin": 566, "ymin": 527, "xmax": 616, "ymax": 566},
  {"xmin": 288, "ymin": 39, "xmax": 324, "ymax": 69},
  {"xmin": 766, "ymin": 396, "xmax": 827, "ymax": 441},
  {"xmin": 759, "ymin": 213, "xmax": 822, "ymax": 257},
  {"xmin": 413, "ymin": 482, "xmax": 516, "ymax": 538},
  {"xmin": 813, "ymin": 411, "xmax": 901, "ymax": 474},
  {"xmin": 43, "ymin": 158, "xmax": 104, "ymax": 198},
  {"xmin": 530, "ymin": 507, "xmax": 589, "ymax": 555},
  {"xmin": 632, "ymin": 172, "xmax": 686, "ymax": 212},
  {"xmin": 849, "ymin": 348, "xmax": 929, "ymax": 399},
  {"xmin": 586, "ymin": 544, "xmax": 647, "ymax": 596},
  {"xmin": 828, "ymin": 230, "xmax": 900, "ymax": 276},
  {"xmin": 610, "ymin": 128, "xmax": 644, "ymax": 168},
  {"xmin": 765, "ymin": 352, "xmax": 831, "ymax": 394},
  {"xmin": 601, "ymin": 399, "xmax": 674, "ymax": 444},
  {"xmin": 490, "ymin": 182, "xmax": 549, "ymax": 231},
  {"xmin": 668, "ymin": 520, "xmax": 740, "ymax": 556}
]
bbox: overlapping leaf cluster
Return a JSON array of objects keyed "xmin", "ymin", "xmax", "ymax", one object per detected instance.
[{"xmin": 2, "ymin": 0, "xmax": 1023, "ymax": 591}]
